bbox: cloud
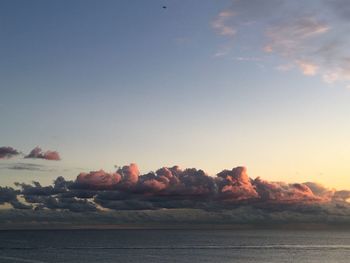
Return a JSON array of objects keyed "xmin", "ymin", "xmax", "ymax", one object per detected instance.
[
  {"xmin": 119, "ymin": 163, "xmax": 140, "ymax": 187},
  {"xmin": 3, "ymin": 203, "xmax": 350, "ymax": 228},
  {"xmin": 0, "ymin": 186, "xmax": 18, "ymax": 204},
  {"xmin": 8, "ymin": 163, "xmax": 350, "ymax": 215},
  {"xmin": 15, "ymin": 177, "xmax": 69, "ymax": 197},
  {"xmin": 211, "ymin": 0, "xmax": 350, "ymax": 87},
  {"xmin": 333, "ymin": 190, "xmax": 350, "ymax": 202},
  {"xmin": 74, "ymin": 170, "xmax": 121, "ymax": 190},
  {"xmin": 217, "ymin": 167, "xmax": 258, "ymax": 200},
  {"xmin": 0, "ymin": 146, "xmax": 20, "ymax": 159},
  {"xmin": 13, "ymin": 177, "xmax": 96, "ymax": 212},
  {"xmin": 34, "ymin": 196, "xmax": 97, "ymax": 212},
  {"xmin": 25, "ymin": 147, "xmax": 61, "ymax": 161},
  {"xmin": 254, "ymin": 178, "xmax": 322, "ymax": 203},
  {"xmin": 304, "ymin": 182, "xmax": 334, "ymax": 198},
  {"xmin": 265, "ymin": 17, "xmax": 330, "ymax": 55},
  {"xmin": 296, "ymin": 60, "xmax": 318, "ymax": 75},
  {"xmin": 0, "ymin": 186, "xmax": 31, "ymax": 210},
  {"xmin": 211, "ymin": 10, "xmax": 236, "ymax": 37},
  {"xmin": 235, "ymin": 56, "xmax": 261, "ymax": 62},
  {"xmin": 3, "ymin": 163, "xmax": 350, "ymax": 227},
  {"xmin": 0, "ymin": 162, "xmax": 54, "ymax": 172}
]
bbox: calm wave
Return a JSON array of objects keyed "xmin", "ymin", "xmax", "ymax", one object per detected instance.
[{"xmin": 1, "ymin": 229, "xmax": 350, "ymax": 262}]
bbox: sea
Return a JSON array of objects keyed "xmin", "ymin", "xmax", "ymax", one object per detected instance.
[{"xmin": 1, "ymin": 229, "xmax": 350, "ymax": 262}]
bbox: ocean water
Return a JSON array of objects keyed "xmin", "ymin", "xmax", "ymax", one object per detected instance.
[{"xmin": 1, "ymin": 229, "xmax": 350, "ymax": 262}]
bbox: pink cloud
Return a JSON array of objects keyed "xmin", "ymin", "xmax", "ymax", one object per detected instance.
[
  {"xmin": 70, "ymin": 164, "xmax": 337, "ymax": 205},
  {"xmin": 119, "ymin": 163, "xmax": 140, "ymax": 187},
  {"xmin": 25, "ymin": 147, "xmax": 61, "ymax": 161},
  {"xmin": 217, "ymin": 167, "xmax": 258, "ymax": 200},
  {"xmin": 77, "ymin": 170, "xmax": 122, "ymax": 190}
]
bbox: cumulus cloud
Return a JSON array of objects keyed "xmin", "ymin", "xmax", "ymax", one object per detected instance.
[
  {"xmin": 75, "ymin": 170, "xmax": 122, "ymax": 190},
  {"xmin": 333, "ymin": 190, "xmax": 350, "ymax": 202},
  {"xmin": 0, "ymin": 186, "xmax": 31, "ymax": 210},
  {"xmin": 212, "ymin": 0, "xmax": 350, "ymax": 87},
  {"xmin": 3, "ymin": 163, "xmax": 350, "ymax": 227},
  {"xmin": 0, "ymin": 186, "xmax": 18, "ymax": 204},
  {"xmin": 15, "ymin": 177, "xmax": 70, "ymax": 197},
  {"xmin": 254, "ymin": 178, "xmax": 322, "ymax": 203},
  {"xmin": 0, "ymin": 146, "xmax": 20, "ymax": 159},
  {"xmin": 25, "ymin": 147, "xmax": 61, "ymax": 161},
  {"xmin": 216, "ymin": 166, "xmax": 257, "ymax": 200},
  {"xmin": 119, "ymin": 163, "xmax": 140, "ymax": 187},
  {"xmin": 6, "ymin": 163, "xmax": 350, "ymax": 218}
]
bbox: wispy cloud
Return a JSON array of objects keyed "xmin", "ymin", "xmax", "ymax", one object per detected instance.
[
  {"xmin": 0, "ymin": 163, "xmax": 55, "ymax": 172},
  {"xmin": 296, "ymin": 60, "xmax": 319, "ymax": 76},
  {"xmin": 234, "ymin": 56, "xmax": 261, "ymax": 62},
  {"xmin": 264, "ymin": 17, "xmax": 329, "ymax": 58},
  {"xmin": 211, "ymin": 0, "xmax": 350, "ymax": 87},
  {"xmin": 211, "ymin": 10, "xmax": 236, "ymax": 37}
]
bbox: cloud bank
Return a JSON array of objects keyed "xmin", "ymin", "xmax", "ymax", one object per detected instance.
[{"xmin": 2, "ymin": 163, "xmax": 350, "ymax": 227}]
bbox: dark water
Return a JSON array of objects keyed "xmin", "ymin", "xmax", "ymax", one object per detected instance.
[{"xmin": 1, "ymin": 229, "xmax": 350, "ymax": 262}]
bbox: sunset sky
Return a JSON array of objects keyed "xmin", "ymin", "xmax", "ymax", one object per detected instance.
[{"xmin": 1, "ymin": 0, "xmax": 350, "ymax": 191}]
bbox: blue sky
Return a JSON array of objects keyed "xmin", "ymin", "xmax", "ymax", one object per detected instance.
[{"xmin": 1, "ymin": 0, "xmax": 350, "ymax": 189}]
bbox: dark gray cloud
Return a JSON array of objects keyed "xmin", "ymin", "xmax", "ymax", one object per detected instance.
[
  {"xmin": 0, "ymin": 186, "xmax": 18, "ymax": 204},
  {"xmin": 2, "ymin": 203, "xmax": 350, "ymax": 229},
  {"xmin": 0, "ymin": 146, "xmax": 20, "ymax": 159},
  {"xmin": 32, "ymin": 196, "xmax": 97, "ymax": 212},
  {"xmin": 0, "ymin": 162, "xmax": 53, "ymax": 172},
  {"xmin": 0, "ymin": 186, "xmax": 31, "ymax": 210}
]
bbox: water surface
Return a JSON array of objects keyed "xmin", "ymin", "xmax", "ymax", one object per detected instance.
[{"xmin": 1, "ymin": 229, "xmax": 350, "ymax": 262}]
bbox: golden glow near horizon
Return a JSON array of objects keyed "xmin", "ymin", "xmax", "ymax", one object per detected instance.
[{"xmin": 1, "ymin": 1, "xmax": 350, "ymax": 192}]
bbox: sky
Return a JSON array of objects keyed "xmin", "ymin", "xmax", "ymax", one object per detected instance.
[{"xmin": 1, "ymin": 0, "xmax": 350, "ymax": 192}]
